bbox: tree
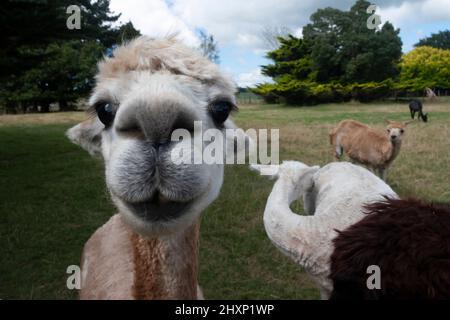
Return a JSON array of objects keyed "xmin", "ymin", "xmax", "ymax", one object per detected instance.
[
  {"xmin": 415, "ymin": 30, "xmax": 450, "ymax": 50},
  {"xmin": 302, "ymin": 0, "xmax": 402, "ymax": 83},
  {"xmin": 398, "ymin": 46, "xmax": 450, "ymax": 92},
  {"xmin": 260, "ymin": 26, "xmax": 292, "ymax": 50},
  {"xmin": 253, "ymin": 0, "xmax": 402, "ymax": 104},
  {"xmin": 116, "ymin": 21, "xmax": 141, "ymax": 44},
  {"xmin": 0, "ymin": 0, "xmax": 140, "ymax": 113},
  {"xmin": 261, "ymin": 36, "xmax": 313, "ymax": 80},
  {"xmin": 1, "ymin": 0, "xmax": 121, "ymax": 80},
  {"xmin": 198, "ymin": 30, "xmax": 219, "ymax": 64}
]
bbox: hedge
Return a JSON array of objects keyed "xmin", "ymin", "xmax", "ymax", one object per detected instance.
[{"xmin": 251, "ymin": 79, "xmax": 395, "ymax": 104}]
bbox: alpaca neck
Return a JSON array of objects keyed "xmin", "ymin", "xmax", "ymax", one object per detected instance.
[
  {"xmin": 388, "ymin": 140, "xmax": 402, "ymax": 163},
  {"xmin": 131, "ymin": 220, "xmax": 200, "ymax": 299},
  {"xmin": 264, "ymin": 177, "xmax": 315, "ymax": 262}
]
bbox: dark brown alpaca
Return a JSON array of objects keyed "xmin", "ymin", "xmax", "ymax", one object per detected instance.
[{"xmin": 329, "ymin": 197, "xmax": 450, "ymax": 300}]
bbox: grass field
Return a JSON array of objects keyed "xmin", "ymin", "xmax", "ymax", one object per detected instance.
[{"xmin": 1, "ymin": 101, "xmax": 449, "ymax": 299}]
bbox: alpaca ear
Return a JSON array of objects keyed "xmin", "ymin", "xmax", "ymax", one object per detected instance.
[
  {"xmin": 250, "ymin": 164, "xmax": 279, "ymax": 178},
  {"xmin": 301, "ymin": 166, "xmax": 320, "ymax": 191},
  {"xmin": 66, "ymin": 118, "xmax": 103, "ymax": 156},
  {"xmin": 404, "ymin": 120, "xmax": 414, "ymax": 125},
  {"xmin": 385, "ymin": 119, "xmax": 392, "ymax": 125}
]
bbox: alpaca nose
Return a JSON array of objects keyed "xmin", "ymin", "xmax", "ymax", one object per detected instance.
[
  {"xmin": 391, "ymin": 135, "xmax": 397, "ymax": 140},
  {"xmin": 116, "ymin": 100, "xmax": 196, "ymax": 146}
]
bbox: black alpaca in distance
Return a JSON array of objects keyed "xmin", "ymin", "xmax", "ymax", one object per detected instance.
[{"xmin": 409, "ymin": 99, "xmax": 428, "ymax": 122}]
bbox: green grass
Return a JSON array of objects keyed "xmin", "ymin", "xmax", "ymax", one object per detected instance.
[{"xmin": 1, "ymin": 101, "xmax": 449, "ymax": 299}]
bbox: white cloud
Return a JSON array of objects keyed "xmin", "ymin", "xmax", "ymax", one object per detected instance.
[
  {"xmin": 110, "ymin": 0, "xmax": 447, "ymax": 52},
  {"xmin": 236, "ymin": 68, "xmax": 272, "ymax": 87},
  {"xmin": 379, "ymin": 0, "xmax": 450, "ymax": 27},
  {"xmin": 110, "ymin": 0, "xmax": 199, "ymax": 47},
  {"xmin": 293, "ymin": 27, "xmax": 303, "ymax": 38},
  {"xmin": 170, "ymin": 0, "xmax": 315, "ymax": 50},
  {"xmin": 109, "ymin": 0, "xmax": 449, "ymax": 86}
]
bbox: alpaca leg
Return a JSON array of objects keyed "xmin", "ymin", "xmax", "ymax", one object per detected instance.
[
  {"xmin": 379, "ymin": 168, "xmax": 387, "ymax": 181},
  {"xmin": 335, "ymin": 144, "xmax": 343, "ymax": 160},
  {"xmin": 197, "ymin": 284, "xmax": 204, "ymax": 300},
  {"xmin": 319, "ymin": 288, "xmax": 331, "ymax": 300},
  {"xmin": 303, "ymin": 189, "xmax": 317, "ymax": 215},
  {"xmin": 410, "ymin": 110, "xmax": 414, "ymax": 119}
]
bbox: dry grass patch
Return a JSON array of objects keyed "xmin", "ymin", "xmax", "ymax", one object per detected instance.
[{"xmin": 0, "ymin": 111, "xmax": 87, "ymax": 127}]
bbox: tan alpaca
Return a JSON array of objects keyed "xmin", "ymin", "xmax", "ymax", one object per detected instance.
[
  {"xmin": 67, "ymin": 36, "xmax": 249, "ymax": 299},
  {"xmin": 329, "ymin": 119, "xmax": 410, "ymax": 180}
]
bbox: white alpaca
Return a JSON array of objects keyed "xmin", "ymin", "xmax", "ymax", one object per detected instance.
[
  {"xmin": 251, "ymin": 161, "xmax": 398, "ymax": 299},
  {"xmin": 67, "ymin": 36, "xmax": 249, "ymax": 299}
]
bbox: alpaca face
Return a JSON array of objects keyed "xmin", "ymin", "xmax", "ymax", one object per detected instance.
[
  {"xmin": 67, "ymin": 37, "xmax": 243, "ymax": 236},
  {"xmin": 386, "ymin": 121, "xmax": 409, "ymax": 144}
]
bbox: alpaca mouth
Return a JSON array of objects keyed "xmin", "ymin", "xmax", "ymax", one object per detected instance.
[{"xmin": 125, "ymin": 190, "xmax": 192, "ymax": 222}]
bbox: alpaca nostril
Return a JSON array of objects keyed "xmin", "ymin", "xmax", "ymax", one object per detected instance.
[
  {"xmin": 171, "ymin": 115, "xmax": 195, "ymax": 135},
  {"xmin": 153, "ymin": 141, "xmax": 170, "ymax": 150}
]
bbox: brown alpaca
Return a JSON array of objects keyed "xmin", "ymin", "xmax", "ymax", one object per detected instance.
[
  {"xmin": 329, "ymin": 120, "xmax": 411, "ymax": 180},
  {"xmin": 329, "ymin": 197, "xmax": 450, "ymax": 299}
]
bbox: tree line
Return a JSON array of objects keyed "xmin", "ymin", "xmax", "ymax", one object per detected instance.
[
  {"xmin": 1, "ymin": 0, "xmax": 142, "ymax": 113},
  {"xmin": 1, "ymin": 1, "xmax": 221, "ymax": 114},
  {"xmin": 253, "ymin": 0, "xmax": 450, "ymax": 104}
]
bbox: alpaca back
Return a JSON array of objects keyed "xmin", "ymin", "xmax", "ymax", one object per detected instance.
[
  {"xmin": 331, "ymin": 120, "xmax": 394, "ymax": 167},
  {"xmin": 330, "ymin": 198, "xmax": 450, "ymax": 299}
]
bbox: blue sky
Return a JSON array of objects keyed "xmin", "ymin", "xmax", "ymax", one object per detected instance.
[{"xmin": 110, "ymin": 0, "xmax": 450, "ymax": 87}]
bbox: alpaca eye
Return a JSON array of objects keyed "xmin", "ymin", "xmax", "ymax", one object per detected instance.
[
  {"xmin": 95, "ymin": 102, "xmax": 116, "ymax": 128},
  {"xmin": 209, "ymin": 100, "xmax": 235, "ymax": 124},
  {"xmin": 387, "ymin": 129, "xmax": 390, "ymax": 133},
  {"xmin": 400, "ymin": 129, "xmax": 404, "ymax": 134}
]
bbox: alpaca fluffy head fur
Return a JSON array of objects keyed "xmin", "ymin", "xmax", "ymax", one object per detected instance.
[
  {"xmin": 67, "ymin": 36, "xmax": 244, "ymax": 237},
  {"xmin": 330, "ymin": 197, "xmax": 450, "ymax": 300}
]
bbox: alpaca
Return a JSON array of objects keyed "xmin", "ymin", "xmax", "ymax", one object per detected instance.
[
  {"xmin": 330, "ymin": 197, "xmax": 450, "ymax": 299},
  {"xmin": 251, "ymin": 161, "xmax": 397, "ymax": 299},
  {"xmin": 409, "ymin": 99, "xmax": 428, "ymax": 122},
  {"xmin": 329, "ymin": 119, "xmax": 410, "ymax": 180},
  {"xmin": 425, "ymin": 87, "xmax": 437, "ymax": 102},
  {"xmin": 67, "ymin": 36, "xmax": 249, "ymax": 299}
]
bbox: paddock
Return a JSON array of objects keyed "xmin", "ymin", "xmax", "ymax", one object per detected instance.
[{"xmin": 0, "ymin": 100, "xmax": 449, "ymax": 299}]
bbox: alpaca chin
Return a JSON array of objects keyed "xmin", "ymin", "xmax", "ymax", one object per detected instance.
[
  {"xmin": 112, "ymin": 167, "xmax": 223, "ymax": 238},
  {"xmin": 116, "ymin": 198, "xmax": 203, "ymax": 237}
]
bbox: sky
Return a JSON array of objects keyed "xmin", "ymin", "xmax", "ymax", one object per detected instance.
[{"xmin": 109, "ymin": 0, "xmax": 450, "ymax": 87}]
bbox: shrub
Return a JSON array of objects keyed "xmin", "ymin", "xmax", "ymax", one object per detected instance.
[{"xmin": 351, "ymin": 80, "xmax": 394, "ymax": 102}]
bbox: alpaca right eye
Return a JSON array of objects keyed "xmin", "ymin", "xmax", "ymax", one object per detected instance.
[
  {"xmin": 95, "ymin": 102, "xmax": 116, "ymax": 128},
  {"xmin": 209, "ymin": 100, "xmax": 235, "ymax": 124}
]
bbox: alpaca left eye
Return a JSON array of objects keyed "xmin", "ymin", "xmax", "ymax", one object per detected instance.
[
  {"xmin": 209, "ymin": 100, "xmax": 235, "ymax": 124},
  {"xmin": 400, "ymin": 129, "xmax": 404, "ymax": 134},
  {"xmin": 95, "ymin": 102, "xmax": 116, "ymax": 128}
]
